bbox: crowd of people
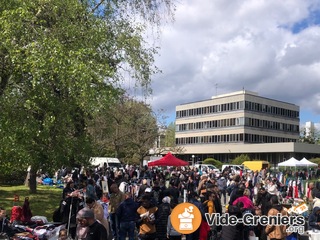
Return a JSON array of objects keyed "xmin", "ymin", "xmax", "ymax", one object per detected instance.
[{"xmin": 1, "ymin": 163, "xmax": 319, "ymax": 240}]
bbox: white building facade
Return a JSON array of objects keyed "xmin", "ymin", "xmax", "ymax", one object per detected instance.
[{"xmin": 175, "ymin": 90, "xmax": 320, "ymax": 164}]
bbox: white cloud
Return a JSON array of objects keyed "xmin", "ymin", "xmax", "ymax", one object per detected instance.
[{"xmin": 134, "ymin": 0, "xmax": 320, "ymax": 124}]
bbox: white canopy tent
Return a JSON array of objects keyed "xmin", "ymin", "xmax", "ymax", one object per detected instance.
[
  {"xmin": 299, "ymin": 157, "xmax": 318, "ymax": 167},
  {"xmin": 277, "ymin": 157, "xmax": 301, "ymax": 167}
]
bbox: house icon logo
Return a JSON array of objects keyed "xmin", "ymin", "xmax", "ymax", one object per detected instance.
[{"xmin": 171, "ymin": 203, "xmax": 202, "ymax": 234}]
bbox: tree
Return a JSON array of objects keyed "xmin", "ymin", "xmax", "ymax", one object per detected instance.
[
  {"xmin": 165, "ymin": 122, "xmax": 176, "ymax": 147},
  {"xmin": 203, "ymin": 158, "xmax": 222, "ymax": 169},
  {"xmin": 232, "ymin": 154, "xmax": 251, "ymax": 165},
  {"xmin": 300, "ymin": 126, "xmax": 320, "ymax": 144},
  {"xmin": 0, "ymin": 0, "xmax": 175, "ymax": 192},
  {"xmin": 87, "ymin": 96, "xmax": 159, "ymax": 165},
  {"xmin": 148, "ymin": 121, "xmax": 185, "ymax": 155}
]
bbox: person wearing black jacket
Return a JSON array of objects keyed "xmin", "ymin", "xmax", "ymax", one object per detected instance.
[
  {"xmin": 165, "ymin": 183, "xmax": 180, "ymax": 207},
  {"xmin": 309, "ymin": 206, "xmax": 320, "ymax": 230},
  {"xmin": 255, "ymin": 187, "xmax": 271, "ymax": 240},
  {"xmin": 155, "ymin": 196, "xmax": 172, "ymax": 240},
  {"xmin": 220, "ymin": 205, "xmax": 243, "ymax": 240},
  {"xmin": 116, "ymin": 192, "xmax": 139, "ymax": 240},
  {"xmin": 255, "ymin": 187, "xmax": 271, "ymax": 215},
  {"xmin": 0, "ymin": 207, "xmax": 14, "ymax": 238}
]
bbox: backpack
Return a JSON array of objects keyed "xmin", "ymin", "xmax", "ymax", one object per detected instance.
[{"xmin": 10, "ymin": 206, "xmax": 22, "ymax": 224}]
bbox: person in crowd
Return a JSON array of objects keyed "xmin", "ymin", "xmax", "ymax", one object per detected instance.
[
  {"xmin": 246, "ymin": 180, "xmax": 254, "ymax": 200},
  {"xmin": 58, "ymin": 229, "xmax": 68, "ymax": 240},
  {"xmin": 165, "ymin": 182, "xmax": 180, "ymax": 207},
  {"xmin": 308, "ymin": 182, "xmax": 315, "ymax": 213},
  {"xmin": 202, "ymin": 191, "xmax": 216, "ymax": 214},
  {"xmin": 137, "ymin": 195, "xmax": 158, "ymax": 240},
  {"xmin": 255, "ymin": 187, "xmax": 271, "ymax": 216},
  {"xmin": 265, "ymin": 195, "xmax": 288, "ymax": 240},
  {"xmin": 85, "ymin": 197, "xmax": 109, "ymax": 233},
  {"xmin": 152, "ymin": 180, "xmax": 162, "ymax": 205},
  {"xmin": 220, "ymin": 204, "xmax": 243, "ymax": 240},
  {"xmin": 109, "ymin": 183, "xmax": 125, "ymax": 240},
  {"xmin": 267, "ymin": 179, "xmax": 279, "ymax": 196},
  {"xmin": 312, "ymin": 181, "xmax": 320, "ymax": 199},
  {"xmin": 155, "ymin": 196, "xmax": 172, "ymax": 240},
  {"xmin": 255, "ymin": 186, "xmax": 272, "ymax": 240},
  {"xmin": 186, "ymin": 175, "xmax": 197, "ymax": 195},
  {"xmin": 199, "ymin": 191, "xmax": 215, "ymax": 240},
  {"xmin": 76, "ymin": 208, "xmax": 108, "ymax": 240},
  {"xmin": 0, "ymin": 207, "xmax": 14, "ymax": 238},
  {"xmin": 138, "ymin": 179, "xmax": 149, "ymax": 198},
  {"xmin": 167, "ymin": 213, "xmax": 182, "ymax": 240},
  {"xmin": 86, "ymin": 179, "xmax": 97, "ymax": 200},
  {"xmin": 213, "ymin": 184, "xmax": 223, "ymax": 215},
  {"xmin": 142, "ymin": 187, "xmax": 157, "ymax": 207},
  {"xmin": 116, "ymin": 192, "xmax": 139, "ymax": 240},
  {"xmin": 217, "ymin": 176, "xmax": 227, "ymax": 206},
  {"xmin": 309, "ymin": 206, "xmax": 320, "ymax": 230},
  {"xmin": 185, "ymin": 192, "xmax": 204, "ymax": 240},
  {"xmin": 228, "ymin": 175, "xmax": 242, "ymax": 205},
  {"xmin": 62, "ymin": 180, "xmax": 76, "ymax": 199},
  {"xmin": 232, "ymin": 188, "xmax": 254, "ymax": 210},
  {"xmin": 197, "ymin": 174, "xmax": 208, "ymax": 201}
]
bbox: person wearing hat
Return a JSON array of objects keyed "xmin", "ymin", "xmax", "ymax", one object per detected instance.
[
  {"xmin": 76, "ymin": 208, "xmax": 108, "ymax": 240},
  {"xmin": 137, "ymin": 195, "xmax": 158, "ymax": 240}
]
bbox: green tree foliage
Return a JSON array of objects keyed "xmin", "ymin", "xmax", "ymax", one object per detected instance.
[
  {"xmin": 203, "ymin": 158, "xmax": 222, "ymax": 169},
  {"xmin": 310, "ymin": 158, "xmax": 320, "ymax": 166},
  {"xmin": 165, "ymin": 122, "xmax": 176, "ymax": 147},
  {"xmin": 87, "ymin": 96, "xmax": 158, "ymax": 165},
  {"xmin": 0, "ymin": 0, "xmax": 175, "ymax": 192},
  {"xmin": 232, "ymin": 154, "xmax": 251, "ymax": 165}
]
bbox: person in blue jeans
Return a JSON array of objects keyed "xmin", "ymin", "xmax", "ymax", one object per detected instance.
[{"xmin": 116, "ymin": 192, "xmax": 139, "ymax": 240}]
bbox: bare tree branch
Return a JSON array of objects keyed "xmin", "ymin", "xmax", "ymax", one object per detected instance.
[{"xmin": 91, "ymin": 0, "xmax": 105, "ymax": 13}]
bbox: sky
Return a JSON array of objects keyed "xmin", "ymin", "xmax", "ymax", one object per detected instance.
[{"xmin": 128, "ymin": 0, "xmax": 320, "ymax": 129}]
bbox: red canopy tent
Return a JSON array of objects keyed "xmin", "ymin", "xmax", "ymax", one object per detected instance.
[{"xmin": 148, "ymin": 152, "xmax": 189, "ymax": 167}]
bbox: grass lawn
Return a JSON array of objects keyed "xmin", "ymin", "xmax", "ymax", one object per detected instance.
[{"xmin": 0, "ymin": 184, "xmax": 63, "ymax": 221}]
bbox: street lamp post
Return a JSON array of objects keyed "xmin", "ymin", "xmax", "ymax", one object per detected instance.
[{"xmin": 192, "ymin": 155, "xmax": 195, "ymax": 166}]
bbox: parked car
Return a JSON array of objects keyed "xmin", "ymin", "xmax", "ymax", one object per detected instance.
[
  {"xmin": 221, "ymin": 164, "xmax": 250, "ymax": 175},
  {"xmin": 194, "ymin": 163, "xmax": 221, "ymax": 174}
]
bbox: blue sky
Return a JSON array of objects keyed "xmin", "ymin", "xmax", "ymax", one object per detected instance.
[{"xmin": 124, "ymin": 0, "xmax": 320, "ymax": 129}]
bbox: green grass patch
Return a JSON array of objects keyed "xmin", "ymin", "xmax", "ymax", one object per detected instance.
[{"xmin": 0, "ymin": 185, "xmax": 62, "ymax": 221}]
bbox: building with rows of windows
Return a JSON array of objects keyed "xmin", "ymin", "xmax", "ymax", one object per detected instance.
[{"xmin": 175, "ymin": 90, "xmax": 320, "ymax": 165}]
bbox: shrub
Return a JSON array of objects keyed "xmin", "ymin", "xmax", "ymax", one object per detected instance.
[
  {"xmin": 231, "ymin": 154, "xmax": 250, "ymax": 165},
  {"xmin": 203, "ymin": 158, "xmax": 223, "ymax": 169}
]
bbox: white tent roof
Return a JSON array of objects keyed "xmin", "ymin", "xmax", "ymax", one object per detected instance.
[
  {"xmin": 278, "ymin": 157, "xmax": 300, "ymax": 167},
  {"xmin": 299, "ymin": 157, "xmax": 318, "ymax": 167}
]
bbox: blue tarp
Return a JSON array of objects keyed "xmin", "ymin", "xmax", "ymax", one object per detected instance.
[{"xmin": 42, "ymin": 177, "xmax": 53, "ymax": 185}]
